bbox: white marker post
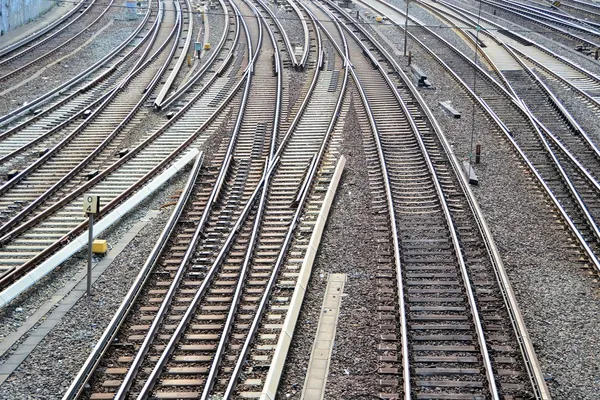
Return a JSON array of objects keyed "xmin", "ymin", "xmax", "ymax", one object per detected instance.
[{"xmin": 82, "ymin": 195, "xmax": 100, "ymax": 297}]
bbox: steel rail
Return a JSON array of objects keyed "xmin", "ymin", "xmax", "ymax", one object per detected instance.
[
  {"xmin": 0, "ymin": 55, "xmax": 249, "ymax": 290},
  {"xmin": 152, "ymin": 0, "xmax": 195, "ymax": 105},
  {"xmin": 221, "ymin": 4, "xmax": 348, "ymax": 397},
  {"xmin": 352, "ymin": 5, "xmax": 549, "ymax": 396},
  {"xmin": 0, "ymin": 0, "xmax": 165, "ymax": 197},
  {"xmin": 420, "ymin": 0, "xmax": 600, "ymax": 111},
  {"xmin": 509, "ymin": 0, "xmax": 600, "ymax": 30},
  {"xmin": 156, "ymin": 0, "xmax": 234, "ymax": 109},
  {"xmin": 0, "ymin": 0, "xmax": 154, "ymax": 126},
  {"xmin": 0, "ymin": 0, "xmax": 96, "ymax": 63},
  {"xmin": 198, "ymin": 1, "xmax": 284, "ymax": 396},
  {"xmin": 485, "ymin": 0, "xmax": 600, "ymax": 36},
  {"xmin": 134, "ymin": 1, "xmax": 261, "ymax": 395},
  {"xmin": 562, "ymin": 0, "xmax": 600, "ymax": 11},
  {"xmin": 0, "ymin": 0, "xmax": 88, "ymax": 58},
  {"xmin": 0, "ymin": 0, "xmax": 119, "ymax": 82},
  {"xmin": 72, "ymin": 0, "xmax": 319, "ymax": 394},
  {"xmin": 253, "ymin": 0, "xmax": 298, "ymax": 67},
  {"xmin": 475, "ymin": 0, "xmax": 600, "ymax": 49},
  {"xmin": 0, "ymin": 6, "xmax": 243, "ymax": 249},
  {"xmin": 544, "ymin": 0, "xmax": 600, "ymax": 15},
  {"xmin": 0, "ymin": 3, "xmax": 168, "ymax": 142},
  {"xmin": 131, "ymin": 2, "xmax": 324, "ymax": 395},
  {"xmin": 60, "ymin": 150, "xmax": 204, "ymax": 400},
  {"xmin": 362, "ymin": 0, "xmax": 600, "ymax": 272},
  {"xmin": 436, "ymin": 0, "xmax": 600, "ymax": 84},
  {"xmin": 0, "ymin": 0, "xmax": 185, "ymax": 239},
  {"xmin": 414, "ymin": 0, "xmax": 600, "ymax": 255},
  {"xmin": 493, "ymin": 0, "xmax": 600, "ymax": 35},
  {"xmin": 143, "ymin": 0, "xmax": 184, "ymax": 93},
  {"xmin": 0, "ymin": 0, "xmax": 178, "ymax": 166},
  {"xmin": 97, "ymin": 33, "xmax": 248, "ymax": 395},
  {"xmin": 286, "ymin": 0, "xmax": 310, "ymax": 69},
  {"xmin": 326, "ymin": 3, "xmax": 500, "ymax": 398},
  {"xmin": 411, "ymin": 0, "xmax": 600, "ymax": 218}
]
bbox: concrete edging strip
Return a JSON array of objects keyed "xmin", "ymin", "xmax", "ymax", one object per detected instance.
[
  {"xmin": 259, "ymin": 155, "xmax": 346, "ymax": 400},
  {"xmin": 300, "ymin": 273, "xmax": 346, "ymax": 400},
  {"xmin": 0, "ymin": 209, "xmax": 159, "ymax": 385},
  {"xmin": 0, "ymin": 149, "xmax": 200, "ymax": 309}
]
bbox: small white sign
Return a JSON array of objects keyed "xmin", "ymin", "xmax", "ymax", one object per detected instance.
[{"xmin": 82, "ymin": 195, "xmax": 100, "ymax": 214}]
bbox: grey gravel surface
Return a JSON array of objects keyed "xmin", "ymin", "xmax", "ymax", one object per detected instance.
[
  {"xmin": 266, "ymin": 0, "xmax": 305, "ymax": 50},
  {"xmin": 278, "ymin": 95, "xmax": 381, "ymax": 399},
  {"xmin": 355, "ymin": 4, "xmax": 600, "ymax": 397},
  {"xmin": 534, "ymin": 69, "xmax": 600, "ymax": 146},
  {"xmin": 0, "ymin": 20, "xmax": 140, "ymax": 117}
]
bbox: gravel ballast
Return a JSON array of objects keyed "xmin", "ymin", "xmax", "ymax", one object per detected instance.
[
  {"xmin": 361, "ymin": 1, "xmax": 600, "ymax": 396},
  {"xmin": 278, "ymin": 95, "xmax": 382, "ymax": 398}
]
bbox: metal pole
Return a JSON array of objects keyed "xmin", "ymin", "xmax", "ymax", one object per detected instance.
[
  {"xmin": 404, "ymin": 0, "xmax": 410, "ymax": 56},
  {"xmin": 87, "ymin": 213, "xmax": 94, "ymax": 297}
]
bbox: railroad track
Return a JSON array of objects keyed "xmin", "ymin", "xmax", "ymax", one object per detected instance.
[
  {"xmin": 0, "ymin": 0, "xmax": 180, "ymax": 223},
  {"xmin": 412, "ymin": 0, "xmax": 600, "ymax": 226},
  {"xmin": 0, "ymin": 0, "xmax": 89, "ymax": 58},
  {"xmin": 63, "ymin": 0, "xmax": 275, "ymax": 396},
  {"xmin": 459, "ymin": 0, "xmax": 600, "ymax": 54},
  {"xmin": 313, "ymin": 1, "xmax": 549, "ymax": 398},
  {"xmin": 61, "ymin": 0, "xmax": 358, "ymax": 397},
  {"xmin": 0, "ymin": 0, "xmax": 154, "ymax": 126},
  {"xmin": 0, "ymin": 0, "xmax": 120, "ymax": 84},
  {"xmin": 431, "ymin": 0, "xmax": 600, "ymax": 110},
  {"xmin": 0, "ymin": 0, "xmax": 168, "ymax": 174},
  {"xmin": 551, "ymin": 0, "xmax": 600, "ymax": 16},
  {"xmin": 507, "ymin": 0, "xmax": 600, "ymax": 30},
  {"xmin": 0, "ymin": 0, "xmax": 249, "ymax": 295},
  {"xmin": 358, "ymin": 0, "xmax": 600, "ymax": 270},
  {"xmin": 0, "ymin": 0, "xmax": 101, "ymax": 64}
]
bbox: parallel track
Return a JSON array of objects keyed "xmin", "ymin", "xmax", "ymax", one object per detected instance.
[
  {"xmin": 0, "ymin": 0, "xmax": 118, "ymax": 84},
  {"xmin": 317, "ymin": 1, "xmax": 548, "ymax": 398},
  {"xmin": 0, "ymin": 0, "xmax": 245, "ymax": 291}
]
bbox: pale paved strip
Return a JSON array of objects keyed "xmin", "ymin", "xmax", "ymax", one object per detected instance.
[
  {"xmin": 259, "ymin": 155, "xmax": 346, "ymax": 400},
  {"xmin": 0, "ymin": 149, "xmax": 200, "ymax": 309},
  {"xmin": 0, "ymin": 209, "xmax": 159, "ymax": 385},
  {"xmin": 301, "ymin": 273, "xmax": 346, "ymax": 400}
]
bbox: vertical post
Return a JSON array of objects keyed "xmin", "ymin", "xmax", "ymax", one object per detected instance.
[
  {"xmin": 87, "ymin": 213, "xmax": 94, "ymax": 297},
  {"xmin": 408, "ymin": 51, "xmax": 412, "ymax": 66},
  {"xmin": 475, "ymin": 144, "xmax": 481, "ymax": 164},
  {"xmin": 404, "ymin": 0, "xmax": 410, "ymax": 56}
]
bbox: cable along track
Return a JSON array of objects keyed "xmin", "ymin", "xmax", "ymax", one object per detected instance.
[
  {"xmin": 0, "ymin": 0, "xmax": 247, "ymax": 292},
  {"xmin": 316, "ymin": 0, "xmax": 548, "ymax": 398}
]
